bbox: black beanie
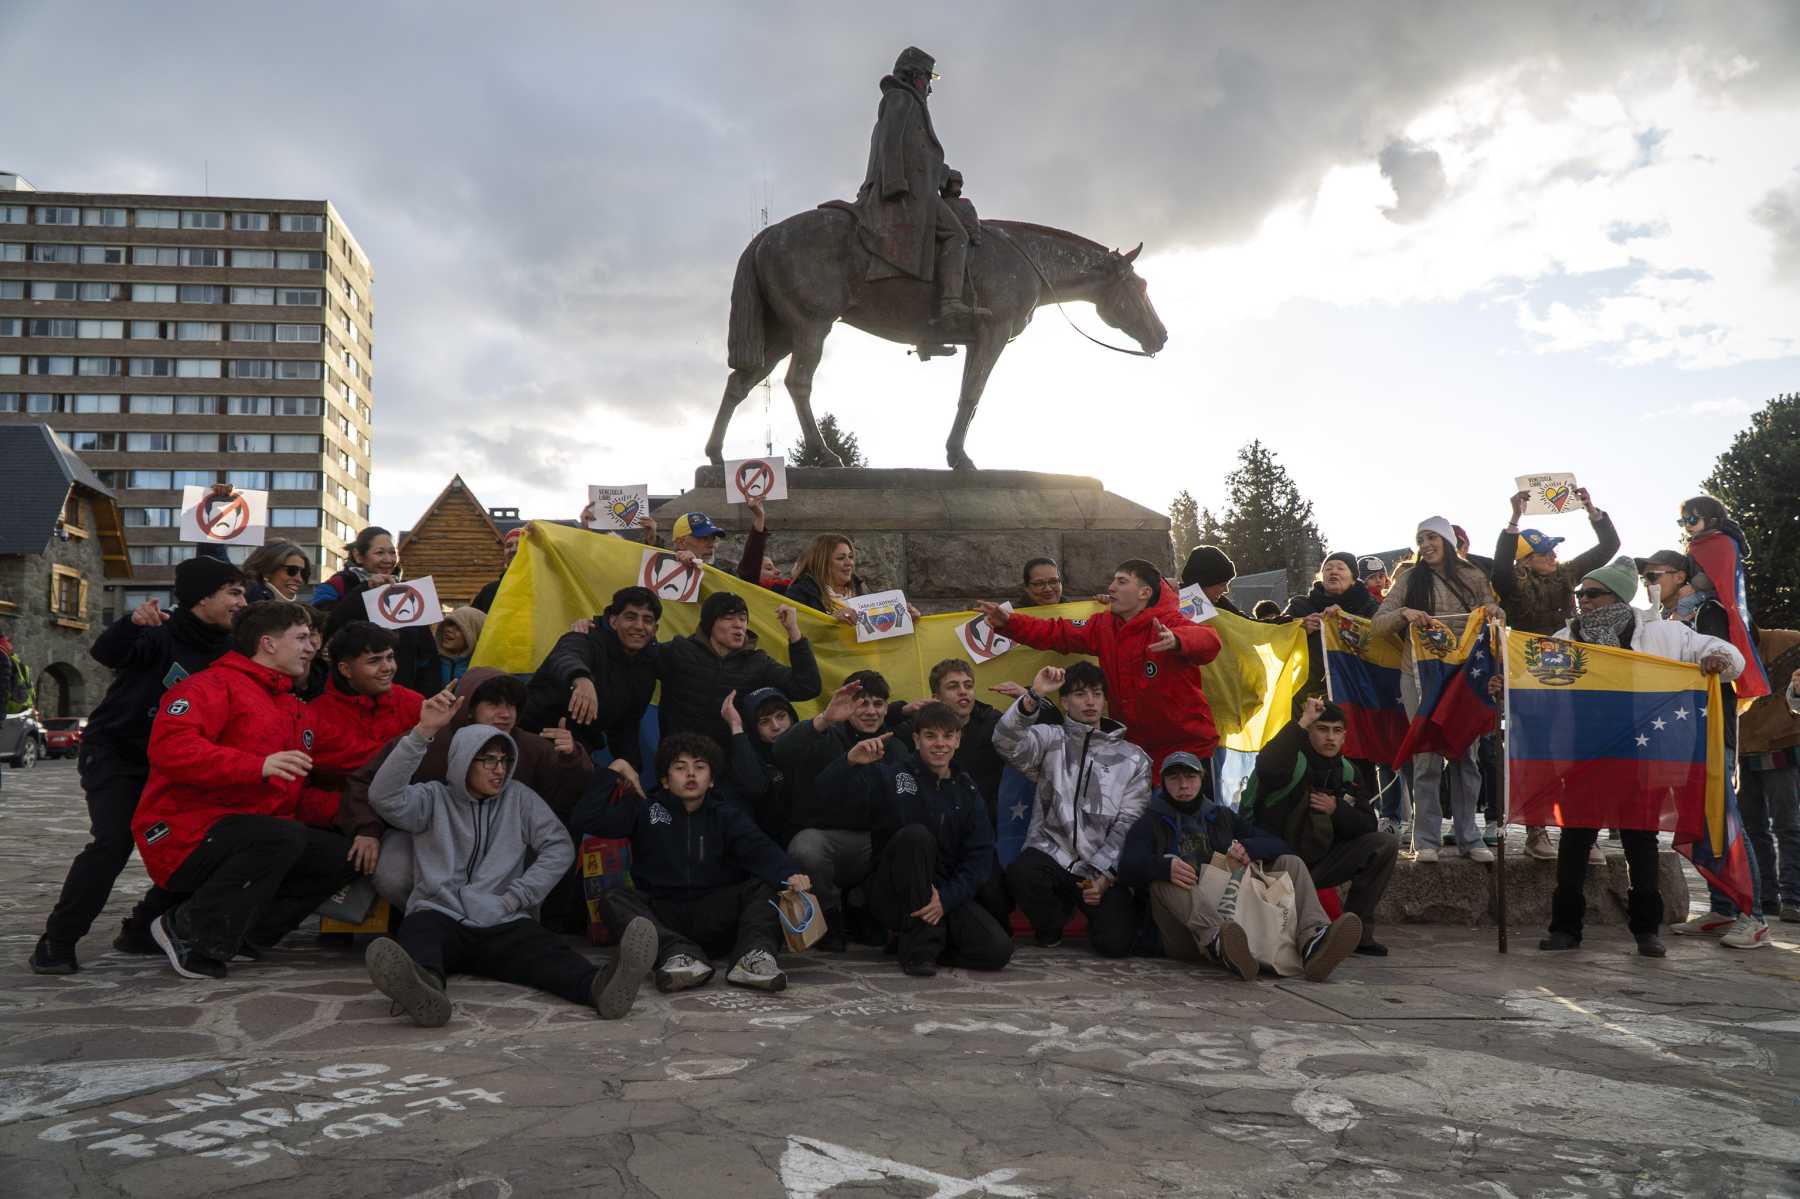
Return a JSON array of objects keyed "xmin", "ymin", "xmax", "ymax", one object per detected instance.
[
  {"xmin": 176, "ymin": 554, "xmax": 244, "ymax": 609},
  {"xmin": 1321, "ymin": 551, "xmax": 1360, "ymax": 577},
  {"xmin": 1181, "ymin": 545, "xmax": 1236, "ymax": 589},
  {"xmin": 699, "ymin": 590, "xmax": 748, "ymax": 637}
]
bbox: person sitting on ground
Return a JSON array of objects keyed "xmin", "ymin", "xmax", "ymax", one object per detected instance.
[
  {"xmin": 132, "ymin": 602, "xmax": 354, "ymax": 980},
  {"xmin": 470, "ymin": 527, "xmax": 526, "ymax": 613},
  {"xmin": 730, "ymin": 686, "xmax": 800, "ymax": 841},
  {"xmin": 311, "ymin": 526, "xmax": 399, "ymax": 611},
  {"xmin": 362, "ymin": 690, "xmax": 656, "ymax": 1026},
  {"xmin": 573, "ymin": 732, "xmax": 810, "ymax": 994},
  {"xmin": 773, "ymin": 672, "xmax": 906, "ymax": 950},
  {"xmin": 30, "ymin": 557, "xmax": 247, "ymax": 975},
  {"xmin": 1120, "ymin": 751, "xmax": 1363, "ymax": 982},
  {"xmin": 1241, "ymin": 697, "xmax": 1398, "ymax": 957},
  {"xmin": 1019, "ymin": 557, "xmax": 1065, "ymax": 609},
  {"xmin": 1539, "ymin": 556, "xmax": 1743, "ymax": 958},
  {"xmin": 1373, "ymin": 515, "xmax": 1503, "ymax": 863},
  {"xmin": 1181, "ymin": 545, "xmax": 1243, "ymax": 616},
  {"xmin": 655, "ymin": 592, "xmax": 820, "ymax": 749},
  {"xmin": 344, "ymin": 669, "xmax": 595, "ymax": 914},
  {"xmin": 993, "ymin": 664, "xmax": 1152, "ymax": 955},
  {"xmin": 242, "ymin": 540, "xmax": 312, "ymax": 604},
  {"xmin": 1359, "ymin": 556, "xmax": 1392, "ymax": 603},
  {"xmin": 980, "ymin": 558, "xmax": 1222, "ymax": 778},
  {"xmin": 522, "ymin": 586, "xmax": 660, "ymax": 763},
  {"xmin": 299, "ymin": 621, "xmax": 425, "ymax": 878},
  {"xmin": 818, "ymin": 703, "xmax": 1013, "ymax": 977}
]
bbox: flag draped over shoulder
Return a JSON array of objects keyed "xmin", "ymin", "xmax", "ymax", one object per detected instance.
[
  {"xmin": 1503, "ymin": 628, "xmax": 1754, "ymax": 911},
  {"xmin": 1685, "ymin": 531, "xmax": 1770, "ymax": 701},
  {"xmin": 1321, "ymin": 612, "xmax": 1407, "ymax": 765},
  {"xmin": 1393, "ymin": 618, "xmax": 1499, "ymax": 767}
]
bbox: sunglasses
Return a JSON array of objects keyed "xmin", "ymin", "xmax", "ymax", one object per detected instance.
[
  {"xmin": 1641, "ymin": 569, "xmax": 1678, "ymax": 581},
  {"xmin": 1576, "ymin": 588, "xmax": 1614, "ymax": 600},
  {"xmin": 276, "ymin": 564, "xmax": 308, "ymax": 578},
  {"xmin": 472, "ymin": 753, "xmax": 514, "ymax": 769},
  {"xmin": 1678, "ymin": 513, "xmax": 1703, "ymax": 527}
]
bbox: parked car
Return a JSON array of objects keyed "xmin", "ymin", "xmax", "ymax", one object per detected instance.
[
  {"xmin": 42, "ymin": 716, "xmax": 86, "ymax": 760},
  {"xmin": 1, "ymin": 711, "xmax": 48, "ymax": 769}
]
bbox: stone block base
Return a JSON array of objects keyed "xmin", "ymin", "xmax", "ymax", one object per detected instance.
[{"xmin": 1369, "ymin": 847, "xmax": 1690, "ymax": 930}]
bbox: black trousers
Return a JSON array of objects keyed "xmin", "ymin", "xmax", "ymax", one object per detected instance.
[
  {"xmin": 396, "ymin": 909, "xmax": 597, "ymax": 1004},
  {"xmin": 1549, "ymin": 826, "xmax": 1663, "ymax": 938},
  {"xmin": 1005, "ymin": 847, "xmax": 1136, "ymax": 957},
  {"xmin": 43, "ymin": 743, "xmax": 175, "ymax": 944},
  {"xmin": 865, "ymin": 825, "xmax": 1013, "ymax": 970},
  {"xmin": 974, "ymin": 860, "xmax": 1012, "ymax": 928},
  {"xmin": 164, "ymin": 815, "xmax": 355, "ymax": 960},
  {"xmin": 599, "ymin": 878, "xmax": 778, "ymax": 966},
  {"xmin": 1307, "ymin": 831, "xmax": 1400, "ymax": 934}
]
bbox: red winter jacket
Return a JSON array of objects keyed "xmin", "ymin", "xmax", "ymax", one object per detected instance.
[
  {"xmin": 300, "ymin": 681, "xmax": 424, "ymax": 790},
  {"xmin": 133, "ymin": 652, "xmax": 341, "ymax": 885},
  {"xmin": 1002, "ymin": 580, "xmax": 1222, "ymax": 776}
]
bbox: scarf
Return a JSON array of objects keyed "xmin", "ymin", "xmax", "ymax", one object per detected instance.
[{"xmin": 1573, "ymin": 603, "xmax": 1634, "ymax": 648}]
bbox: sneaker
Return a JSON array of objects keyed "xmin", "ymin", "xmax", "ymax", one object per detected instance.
[
  {"xmin": 1719, "ymin": 914, "xmax": 1771, "ymax": 950},
  {"xmin": 653, "ymin": 953, "xmax": 715, "ymax": 993},
  {"xmin": 1378, "ymin": 816, "xmax": 1399, "ymax": 837},
  {"xmin": 1636, "ymin": 933, "xmax": 1667, "ymax": 958},
  {"xmin": 592, "ymin": 916, "xmax": 656, "ymax": 1019},
  {"xmin": 1464, "ymin": 845, "xmax": 1495, "ymax": 864},
  {"xmin": 1670, "ymin": 912, "xmax": 1734, "ymax": 937},
  {"xmin": 233, "ymin": 943, "xmax": 263, "ymax": 962},
  {"xmin": 1033, "ymin": 931, "xmax": 1064, "ymax": 949},
  {"xmin": 1483, "ymin": 823, "xmax": 1501, "ymax": 847},
  {"xmin": 1353, "ymin": 940, "xmax": 1389, "ymax": 957},
  {"xmin": 1781, "ymin": 905, "xmax": 1800, "ymax": 924},
  {"xmin": 1588, "ymin": 844, "xmax": 1606, "ymax": 866},
  {"xmin": 1413, "ymin": 847, "xmax": 1439, "ymax": 864},
  {"xmin": 364, "ymin": 937, "xmax": 449, "ymax": 1027},
  {"xmin": 1537, "ymin": 931, "xmax": 1581, "ymax": 951},
  {"xmin": 1302, "ymin": 914, "xmax": 1362, "ymax": 982},
  {"xmin": 900, "ymin": 958, "xmax": 938, "ymax": 978},
  {"xmin": 112, "ymin": 920, "xmax": 160, "ymax": 956},
  {"xmin": 726, "ymin": 948, "xmax": 787, "ymax": 992},
  {"xmin": 149, "ymin": 915, "xmax": 227, "ymax": 981},
  {"xmin": 29, "ymin": 935, "xmax": 78, "ymax": 975},
  {"xmin": 1209, "ymin": 923, "xmax": 1257, "ymax": 981},
  {"xmin": 1524, "ymin": 828, "xmax": 1556, "ymax": 861}
]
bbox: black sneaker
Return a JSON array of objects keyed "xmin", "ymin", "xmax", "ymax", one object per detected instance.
[
  {"xmin": 1033, "ymin": 931, "xmax": 1064, "ymax": 949},
  {"xmin": 1636, "ymin": 933, "xmax": 1667, "ymax": 958},
  {"xmin": 592, "ymin": 917, "xmax": 656, "ymax": 1020},
  {"xmin": 113, "ymin": 920, "xmax": 160, "ymax": 956},
  {"xmin": 233, "ymin": 943, "xmax": 263, "ymax": 962},
  {"xmin": 29, "ymin": 935, "xmax": 78, "ymax": 975},
  {"xmin": 900, "ymin": 958, "xmax": 939, "ymax": 978},
  {"xmin": 1301, "ymin": 914, "xmax": 1362, "ymax": 982},
  {"xmin": 149, "ymin": 915, "xmax": 227, "ymax": 980},
  {"xmin": 1537, "ymin": 931, "xmax": 1581, "ymax": 952},
  {"xmin": 365, "ymin": 937, "xmax": 450, "ymax": 1027},
  {"xmin": 1353, "ymin": 940, "xmax": 1389, "ymax": 957}
]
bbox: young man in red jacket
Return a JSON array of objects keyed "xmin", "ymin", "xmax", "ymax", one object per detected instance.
[
  {"xmin": 134, "ymin": 602, "xmax": 355, "ymax": 980},
  {"xmin": 300, "ymin": 621, "xmax": 425, "ymax": 876},
  {"xmin": 978, "ymin": 558, "xmax": 1222, "ymax": 782}
]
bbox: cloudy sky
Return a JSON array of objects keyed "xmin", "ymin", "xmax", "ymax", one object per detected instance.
[{"xmin": 6, "ymin": 1, "xmax": 1797, "ymax": 571}]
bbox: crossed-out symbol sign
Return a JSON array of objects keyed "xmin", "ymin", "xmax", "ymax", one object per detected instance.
[
  {"xmin": 963, "ymin": 614, "xmax": 1005, "ymax": 660},
  {"xmin": 735, "ymin": 459, "xmax": 776, "ymax": 500},
  {"xmin": 376, "ymin": 584, "xmax": 424, "ymax": 624},
  {"xmin": 197, "ymin": 491, "xmax": 253, "ymax": 541},
  {"xmin": 642, "ymin": 552, "xmax": 698, "ymax": 600}
]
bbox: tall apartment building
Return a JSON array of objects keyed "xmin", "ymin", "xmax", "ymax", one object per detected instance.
[{"xmin": 0, "ymin": 172, "xmax": 374, "ymax": 617}]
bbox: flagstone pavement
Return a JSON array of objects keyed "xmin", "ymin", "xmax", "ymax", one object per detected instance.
[{"xmin": 3, "ymin": 759, "xmax": 1798, "ymax": 1198}]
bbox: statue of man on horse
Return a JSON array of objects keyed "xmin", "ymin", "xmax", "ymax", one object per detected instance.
[{"xmin": 706, "ymin": 47, "xmax": 1169, "ymax": 471}]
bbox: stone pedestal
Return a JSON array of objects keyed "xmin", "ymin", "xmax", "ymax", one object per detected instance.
[
  {"xmin": 658, "ymin": 467, "xmax": 1171, "ymax": 612},
  {"xmin": 1370, "ymin": 846, "xmax": 1690, "ymax": 930}
]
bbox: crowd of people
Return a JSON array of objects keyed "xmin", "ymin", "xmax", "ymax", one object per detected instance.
[{"xmin": 24, "ymin": 484, "xmax": 1800, "ymax": 1027}]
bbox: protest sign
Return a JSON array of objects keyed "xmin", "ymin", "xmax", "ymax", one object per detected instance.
[
  {"xmin": 1514, "ymin": 473, "xmax": 1584, "ymax": 516},
  {"xmin": 723, "ymin": 456, "xmax": 789, "ymax": 504},
  {"xmin": 955, "ymin": 603, "xmax": 1014, "ymax": 662},
  {"xmin": 587, "ymin": 484, "xmax": 650, "ymax": 531},
  {"xmin": 1178, "ymin": 584, "xmax": 1219, "ymax": 624},
  {"xmin": 846, "ymin": 590, "xmax": 914, "ymax": 643},
  {"xmin": 363, "ymin": 577, "xmax": 443, "ymax": 629},
  {"xmin": 639, "ymin": 548, "xmax": 703, "ymax": 603},
  {"xmin": 178, "ymin": 486, "xmax": 268, "ymax": 548}
]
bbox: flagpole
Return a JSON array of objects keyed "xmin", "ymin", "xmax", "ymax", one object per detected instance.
[{"xmin": 1494, "ymin": 620, "xmax": 1509, "ymax": 954}]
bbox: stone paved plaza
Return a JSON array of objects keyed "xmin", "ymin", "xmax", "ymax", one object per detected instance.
[{"xmin": 3, "ymin": 758, "xmax": 1799, "ymax": 1198}]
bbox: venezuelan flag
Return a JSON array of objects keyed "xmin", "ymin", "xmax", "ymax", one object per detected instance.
[
  {"xmin": 1685, "ymin": 531, "xmax": 1771, "ymax": 701},
  {"xmin": 1320, "ymin": 612, "xmax": 1408, "ymax": 765},
  {"xmin": 1393, "ymin": 618, "xmax": 1498, "ymax": 767},
  {"xmin": 1503, "ymin": 629, "xmax": 1754, "ymax": 911}
]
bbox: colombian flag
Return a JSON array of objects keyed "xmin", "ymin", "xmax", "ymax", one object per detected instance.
[
  {"xmin": 1503, "ymin": 629, "xmax": 1754, "ymax": 911},
  {"xmin": 1393, "ymin": 618, "xmax": 1498, "ymax": 767},
  {"xmin": 1320, "ymin": 612, "xmax": 1408, "ymax": 765}
]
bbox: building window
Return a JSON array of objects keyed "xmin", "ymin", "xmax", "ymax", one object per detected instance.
[
  {"xmin": 276, "ymin": 323, "xmax": 321, "ymax": 343},
  {"xmin": 62, "ymin": 430, "xmax": 120, "ymax": 451},
  {"xmin": 271, "ymin": 507, "xmax": 320, "ymax": 527},
  {"xmin": 0, "ymin": 319, "xmax": 15, "ymax": 337},
  {"xmin": 0, "ymin": 205, "xmax": 26, "ymax": 224},
  {"xmin": 25, "ymin": 392, "xmax": 54, "ymax": 411},
  {"xmin": 77, "ymin": 357, "xmax": 119, "ymax": 376},
  {"xmin": 181, "ymin": 211, "xmax": 225, "ymax": 230},
  {"xmin": 133, "ymin": 246, "xmax": 179, "ymax": 266},
  {"xmin": 36, "ymin": 206, "xmax": 80, "ymax": 225},
  {"xmin": 79, "ymin": 320, "xmax": 124, "ymax": 338},
  {"xmin": 175, "ymin": 322, "xmax": 222, "ymax": 341},
  {"xmin": 276, "ymin": 251, "xmax": 324, "ymax": 270},
  {"xmin": 68, "ymin": 394, "xmax": 121, "ymax": 413},
  {"xmin": 0, "ymin": 244, "xmax": 21, "ymax": 262},
  {"xmin": 79, "ymin": 245, "xmax": 127, "ymax": 265},
  {"xmin": 229, "ymin": 323, "xmax": 273, "ymax": 342},
  {"xmin": 273, "ymin": 434, "xmax": 321, "ymax": 454},
  {"xmin": 124, "ymin": 507, "xmax": 179, "ymax": 527},
  {"xmin": 175, "ymin": 395, "xmax": 219, "ymax": 414},
  {"xmin": 28, "ymin": 319, "xmax": 78, "ymax": 338},
  {"xmin": 49, "ymin": 565, "xmax": 88, "ymax": 626},
  {"xmin": 271, "ymin": 470, "xmax": 320, "ymax": 489},
  {"xmin": 225, "ymin": 395, "xmax": 270, "ymax": 415},
  {"xmin": 0, "ymin": 392, "xmax": 15, "ymax": 411},
  {"xmin": 180, "ymin": 248, "xmax": 224, "ymax": 268},
  {"xmin": 230, "ymin": 286, "xmax": 275, "ymax": 305},
  {"xmin": 231, "ymin": 249, "xmax": 276, "ymax": 269},
  {"xmin": 272, "ymin": 395, "xmax": 321, "ymax": 416},
  {"xmin": 0, "ymin": 356, "xmax": 19, "ymax": 374},
  {"xmin": 132, "ymin": 284, "xmax": 177, "ymax": 303},
  {"xmin": 135, "ymin": 210, "xmax": 179, "ymax": 229},
  {"xmin": 175, "ymin": 359, "xmax": 221, "ymax": 378},
  {"xmin": 172, "ymin": 469, "xmax": 214, "ymax": 487},
  {"xmin": 129, "ymin": 395, "xmax": 174, "ymax": 414},
  {"xmin": 0, "ymin": 281, "xmax": 21, "ymax": 298},
  {"xmin": 80, "ymin": 208, "xmax": 127, "ymax": 227},
  {"xmin": 129, "ymin": 545, "xmax": 201, "ymax": 566},
  {"xmin": 129, "ymin": 358, "xmax": 174, "ymax": 377},
  {"xmin": 33, "ymin": 281, "xmax": 81, "ymax": 301},
  {"xmin": 226, "ymin": 432, "xmax": 272, "ymax": 453},
  {"xmin": 125, "ymin": 432, "xmax": 171, "ymax": 452},
  {"xmin": 178, "ymin": 284, "xmax": 226, "ymax": 304},
  {"xmin": 33, "ymin": 244, "xmax": 78, "ymax": 264},
  {"xmin": 226, "ymin": 470, "xmax": 269, "ymax": 489},
  {"xmin": 280, "ymin": 214, "xmax": 325, "ymax": 233},
  {"xmin": 78, "ymin": 282, "xmax": 122, "ymax": 301},
  {"xmin": 278, "ymin": 288, "xmax": 322, "ymax": 306},
  {"xmin": 231, "ymin": 212, "xmax": 270, "ymax": 231},
  {"xmin": 127, "ymin": 469, "xmax": 173, "ymax": 488},
  {"xmin": 275, "ymin": 360, "xmax": 322, "ymax": 380},
  {"xmin": 29, "ymin": 356, "xmax": 76, "ymax": 376},
  {"xmin": 229, "ymin": 360, "xmax": 273, "ymax": 379},
  {"xmin": 129, "ymin": 320, "xmax": 164, "ymax": 339},
  {"xmin": 174, "ymin": 433, "xmax": 219, "ymax": 452}
]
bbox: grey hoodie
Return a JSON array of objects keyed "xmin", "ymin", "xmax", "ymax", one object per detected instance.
[{"xmin": 369, "ymin": 723, "xmax": 574, "ymax": 927}]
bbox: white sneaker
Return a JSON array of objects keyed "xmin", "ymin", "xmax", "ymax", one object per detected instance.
[
  {"xmin": 1719, "ymin": 915, "xmax": 1771, "ymax": 950},
  {"xmin": 1414, "ymin": 847, "xmax": 1439, "ymax": 864},
  {"xmin": 726, "ymin": 948, "xmax": 787, "ymax": 992},
  {"xmin": 1463, "ymin": 845, "xmax": 1495, "ymax": 864},
  {"xmin": 653, "ymin": 953, "xmax": 715, "ymax": 993},
  {"xmin": 1670, "ymin": 913, "xmax": 1734, "ymax": 937}
]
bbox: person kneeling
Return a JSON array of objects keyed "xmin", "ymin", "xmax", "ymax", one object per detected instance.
[
  {"xmin": 1121, "ymin": 752, "xmax": 1363, "ymax": 982},
  {"xmin": 362, "ymin": 690, "xmax": 655, "ymax": 1026},
  {"xmin": 572, "ymin": 733, "xmax": 810, "ymax": 994},
  {"xmin": 819, "ymin": 702, "xmax": 1013, "ymax": 977}
]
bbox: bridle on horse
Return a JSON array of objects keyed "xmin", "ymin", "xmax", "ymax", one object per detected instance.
[{"xmin": 998, "ymin": 229, "xmax": 1158, "ymax": 359}]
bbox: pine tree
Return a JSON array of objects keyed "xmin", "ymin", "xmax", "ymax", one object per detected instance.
[
  {"xmin": 1169, "ymin": 490, "xmax": 1202, "ymax": 563},
  {"xmin": 1214, "ymin": 440, "xmax": 1325, "ymax": 584},
  {"xmin": 788, "ymin": 413, "xmax": 868, "ymax": 468},
  {"xmin": 1703, "ymin": 392, "xmax": 1800, "ymax": 628}
]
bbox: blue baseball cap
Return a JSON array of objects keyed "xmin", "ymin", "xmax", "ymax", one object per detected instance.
[
  {"xmin": 673, "ymin": 512, "xmax": 724, "ymax": 540},
  {"xmin": 1517, "ymin": 529, "xmax": 1565, "ymax": 558}
]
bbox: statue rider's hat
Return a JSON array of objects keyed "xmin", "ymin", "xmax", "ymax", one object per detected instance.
[{"xmin": 894, "ymin": 47, "xmax": 939, "ymax": 80}]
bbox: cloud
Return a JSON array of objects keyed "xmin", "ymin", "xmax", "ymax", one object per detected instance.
[
  {"xmin": 1379, "ymin": 139, "xmax": 1448, "ymax": 223},
  {"xmin": 1750, "ymin": 174, "xmax": 1800, "ymax": 283}
]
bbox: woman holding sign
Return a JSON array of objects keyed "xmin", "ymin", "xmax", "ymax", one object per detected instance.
[
  {"xmin": 311, "ymin": 526, "xmax": 401, "ymax": 612},
  {"xmin": 787, "ymin": 535, "xmax": 920, "ymax": 624}
]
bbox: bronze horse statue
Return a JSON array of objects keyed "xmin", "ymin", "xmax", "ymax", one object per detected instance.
[{"xmin": 706, "ymin": 208, "xmax": 1169, "ymax": 470}]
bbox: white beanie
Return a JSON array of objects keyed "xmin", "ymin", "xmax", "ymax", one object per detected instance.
[{"xmin": 1416, "ymin": 516, "xmax": 1457, "ymax": 547}]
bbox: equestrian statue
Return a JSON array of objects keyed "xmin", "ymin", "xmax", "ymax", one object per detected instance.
[{"xmin": 706, "ymin": 46, "xmax": 1168, "ymax": 471}]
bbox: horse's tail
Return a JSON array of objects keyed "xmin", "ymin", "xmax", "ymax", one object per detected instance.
[{"xmin": 726, "ymin": 232, "xmax": 767, "ymax": 371}]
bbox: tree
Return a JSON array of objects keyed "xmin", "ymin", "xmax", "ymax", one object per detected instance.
[
  {"xmin": 1169, "ymin": 490, "xmax": 1201, "ymax": 563},
  {"xmin": 1212, "ymin": 440, "xmax": 1325, "ymax": 586},
  {"xmin": 1703, "ymin": 392, "xmax": 1800, "ymax": 629},
  {"xmin": 789, "ymin": 413, "xmax": 868, "ymax": 468}
]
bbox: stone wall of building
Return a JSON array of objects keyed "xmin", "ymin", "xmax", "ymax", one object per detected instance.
[{"xmin": 0, "ymin": 492, "xmax": 111, "ymax": 716}]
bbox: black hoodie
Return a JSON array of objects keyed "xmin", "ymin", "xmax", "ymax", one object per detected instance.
[
  {"xmin": 570, "ymin": 783, "xmax": 800, "ymax": 902},
  {"xmin": 522, "ymin": 618, "xmax": 657, "ymax": 764},
  {"xmin": 82, "ymin": 607, "xmax": 233, "ymax": 768}
]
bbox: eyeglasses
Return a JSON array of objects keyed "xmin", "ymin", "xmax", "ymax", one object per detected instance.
[
  {"xmin": 472, "ymin": 753, "xmax": 513, "ymax": 769},
  {"xmin": 1576, "ymin": 588, "xmax": 1614, "ymax": 600},
  {"xmin": 1027, "ymin": 578, "xmax": 1062, "ymax": 589}
]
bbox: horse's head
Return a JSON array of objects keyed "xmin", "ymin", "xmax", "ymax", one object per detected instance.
[{"xmin": 1094, "ymin": 244, "xmax": 1168, "ymax": 355}]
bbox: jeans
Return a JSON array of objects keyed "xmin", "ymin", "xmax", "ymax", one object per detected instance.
[
  {"xmin": 599, "ymin": 878, "xmax": 779, "ymax": 966},
  {"xmin": 864, "ymin": 825, "xmax": 1012, "ymax": 970},
  {"xmin": 1706, "ymin": 793, "xmax": 1764, "ymax": 920},
  {"xmin": 396, "ymin": 909, "xmax": 597, "ymax": 1004},
  {"xmin": 42, "ymin": 742, "xmax": 173, "ymax": 944},
  {"xmin": 1375, "ymin": 762, "xmax": 1410, "ymax": 826},
  {"xmin": 164, "ymin": 815, "xmax": 355, "ymax": 960},
  {"xmin": 1408, "ymin": 744, "xmax": 1482, "ymax": 852},
  {"xmin": 1740, "ymin": 764, "xmax": 1800, "ymax": 912},
  {"xmin": 1004, "ymin": 847, "xmax": 1137, "ymax": 957},
  {"xmin": 785, "ymin": 828, "xmax": 872, "ymax": 918},
  {"xmin": 1550, "ymin": 827, "xmax": 1662, "ymax": 938}
]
